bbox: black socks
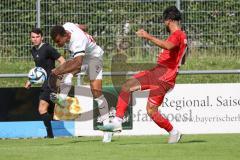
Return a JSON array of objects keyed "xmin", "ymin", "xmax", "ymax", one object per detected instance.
[{"xmin": 41, "ymin": 113, "xmax": 54, "ymax": 138}]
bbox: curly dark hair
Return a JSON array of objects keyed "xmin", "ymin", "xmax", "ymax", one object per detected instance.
[
  {"xmin": 163, "ymin": 6, "xmax": 182, "ymax": 21},
  {"xmin": 50, "ymin": 25, "xmax": 66, "ymax": 40}
]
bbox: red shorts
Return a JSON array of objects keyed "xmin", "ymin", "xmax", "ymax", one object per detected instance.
[{"xmin": 133, "ymin": 65, "xmax": 174, "ymax": 106}]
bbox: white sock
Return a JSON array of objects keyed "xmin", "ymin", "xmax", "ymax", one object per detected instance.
[
  {"xmin": 64, "ymin": 73, "xmax": 73, "ymax": 84},
  {"xmin": 169, "ymin": 128, "xmax": 178, "ymax": 135},
  {"xmin": 59, "ymin": 93, "xmax": 67, "ymax": 100},
  {"xmin": 59, "ymin": 74, "xmax": 73, "ymax": 100},
  {"xmin": 95, "ymin": 95, "xmax": 109, "ymax": 123},
  {"xmin": 103, "ymin": 119, "xmax": 109, "ymax": 125},
  {"xmin": 112, "ymin": 116, "xmax": 123, "ymax": 124}
]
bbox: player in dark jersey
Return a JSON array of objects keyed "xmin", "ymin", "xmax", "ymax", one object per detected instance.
[
  {"xmin": 98, "ymin": 6, "xmax": 187, "ymax": 144},
  {"xmin": 24, "ymin": 28, "xmax": 65, "ymax": 138}
]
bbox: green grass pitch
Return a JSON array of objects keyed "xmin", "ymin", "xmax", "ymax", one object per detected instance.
[{"xmin": 0, "ymin": 134, "xmax": 240, "ymax": 160}]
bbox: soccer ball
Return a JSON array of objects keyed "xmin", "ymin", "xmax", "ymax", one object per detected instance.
[{"xmin": 28, "ymin": 67, "xmax": 47, "ymax": 84}]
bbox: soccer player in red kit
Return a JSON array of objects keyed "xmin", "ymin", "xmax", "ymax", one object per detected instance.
[{"xmin": 98, "ymin": 6, "xmax": 187, "ymax": 144}]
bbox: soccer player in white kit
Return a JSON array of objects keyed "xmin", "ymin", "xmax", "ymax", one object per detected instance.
[{"xmin": 50, "ymin": 22, "xmax": 112, "ymax": 143}]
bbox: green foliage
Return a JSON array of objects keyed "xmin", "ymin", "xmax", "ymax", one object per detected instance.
[
  {"xmin": 0, "ymin": 0, "xmax": 239, "ymax": 61},
  {"xmin": 0, "ymin": 0, "xmax": 36, "ymax": 59},
  {"xmin": 0, "ymin": 53, "xmax": 239, "ymax": 87},
  {"xmin": 182, "ymin": 0, "xmax": 240, "ymax": 49}
]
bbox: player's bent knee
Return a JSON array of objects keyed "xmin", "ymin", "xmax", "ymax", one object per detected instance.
[
  {"xmin": 90, "ymin": 80, "xmax": 103, "ymax": 98},
  {"xmin": 146, "ymin": 104, "xmax": 158, "ymax": 117},
  {"xmin": 121, "ymin": 79, "xmax": 139, "ymax": 93},
  {"xmin": 91, "ymin": 89, "xmax": 101, "ymax": 97},
  {"xmin": 121, "ymin": 83, "xmax": 131, "ymax": 93},
  {"xmin": 38, "ymin": 100, "xmax": 49, "ymax": 114}
]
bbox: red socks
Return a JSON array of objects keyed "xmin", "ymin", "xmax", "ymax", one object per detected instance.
[
  {"xmin": 116, "ymin": 90, "xmax": 131, "ymax": 118},
  {"xmin": 116, "ymin": 88, "xmax": 173, "ymax": 133},
  {"xmin": 150, "ymin": 111, "xmax": 173, "ymax": 132}
]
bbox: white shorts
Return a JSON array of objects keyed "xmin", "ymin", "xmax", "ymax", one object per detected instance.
[{"xmin": 81, "ymin": 56, "xmax": 103, "ymax": 80}]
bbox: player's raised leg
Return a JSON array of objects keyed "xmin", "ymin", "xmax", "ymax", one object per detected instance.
[{"xmin": 49, "ymin": 73, "xmax": 74, "ymax": 107}]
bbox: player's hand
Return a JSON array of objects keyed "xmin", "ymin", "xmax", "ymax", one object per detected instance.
[
  {"xmin": 24, "ymin": 81, "xmax": 31, "ymax": 89},
  {"xmin": 136, "ymin": 29, "xmax": 150, "ymax": 39},
  {"xmin": 51, "ymin": 69, "xmax": 63, "ymax": 80},
  {"xmin": 51, "ymin": 68, "xmax": 59, "ymax": 76}
]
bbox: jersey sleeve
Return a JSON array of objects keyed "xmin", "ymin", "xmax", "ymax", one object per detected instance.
[
  {"xmin": 167, "ymin": 32, "xmax": 181, "ymax": 48},
  {"xmin": 70, "ymin": 35, "xmax": 88, "ymax": 57},
  {"xmin": 63, "ymin": 22, "xmax": 89, "ymax": 58},
  {"xmin": 47, "ymin": 45, "xmax": 61, "ymax": 60}
]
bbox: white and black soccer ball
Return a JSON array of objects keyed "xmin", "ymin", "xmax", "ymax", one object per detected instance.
[{"xmin": 28, "ymin": 67, "xmax": 47, "ymax": 84}]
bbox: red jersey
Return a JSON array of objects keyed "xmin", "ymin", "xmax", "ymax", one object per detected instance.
[{"xmin": 157, "ymin": 30, "xmax": 187, "ymax": 85}]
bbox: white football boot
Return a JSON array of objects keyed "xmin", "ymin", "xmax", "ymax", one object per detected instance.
[
  {"xmin": 98, "ymin": 117, "xmax": 123, "ymax": 132},
  {"xmin": 168, "ymin": 130, "xmax": 182, "ymax": 144},
  {"xmin": 102, "ymin": 132, "xmax": 113, "ymax": 143}
]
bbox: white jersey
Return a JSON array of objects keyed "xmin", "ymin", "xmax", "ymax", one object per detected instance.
[{"xmin": 63, "ymin": 22, "xmax": 104, "ymax": 58}]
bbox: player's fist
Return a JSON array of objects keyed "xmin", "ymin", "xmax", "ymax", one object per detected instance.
[
  {"xmin": 51, "ymin": 68, "xmax": 59, "ymax": 76},
  {"xmin": 136, "ymin": 29, "xmax": 149, "ymax": 39},
  {"xmin": 51, "ymin": 68, "xmax": 63, "ymax": 79}
]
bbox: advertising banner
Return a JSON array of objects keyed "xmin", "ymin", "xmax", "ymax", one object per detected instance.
[{"xmin": 75, "ymin": 83, "xmax": 240, "ymax": 136}]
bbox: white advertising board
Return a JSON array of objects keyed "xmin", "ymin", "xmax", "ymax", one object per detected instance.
[{"xmin": 75, "ymin": 83, "xmax": 240, "ymax": 136}]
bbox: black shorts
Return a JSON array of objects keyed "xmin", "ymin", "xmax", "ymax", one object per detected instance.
[
  {"xmin": 39, "ymin": 80, "xmax": 53, "ymax": 103},
  {"xmin": 39, "ymin": 86, "xmax": 54, "ymax": 112},
  {"xmin": 39, "ymin": 87, "xmax": 52, "ymax": 103}
]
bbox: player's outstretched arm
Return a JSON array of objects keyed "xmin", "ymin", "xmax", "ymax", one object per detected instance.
[
  {"xmin": 136, "ymin": 29, "xmax": 176, "ymax": 50},
  {"xmin": 51, "ymin": 56, "xmax": 83, "ymax": 76},
  {"xmin": 24, "ymin": 80, "xmax": 31, "ymax": 89}
]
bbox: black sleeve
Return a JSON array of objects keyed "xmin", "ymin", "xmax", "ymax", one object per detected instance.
[{"xmin": 46, "ymin": 44, "xmax": 61, "ymax": 60}]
